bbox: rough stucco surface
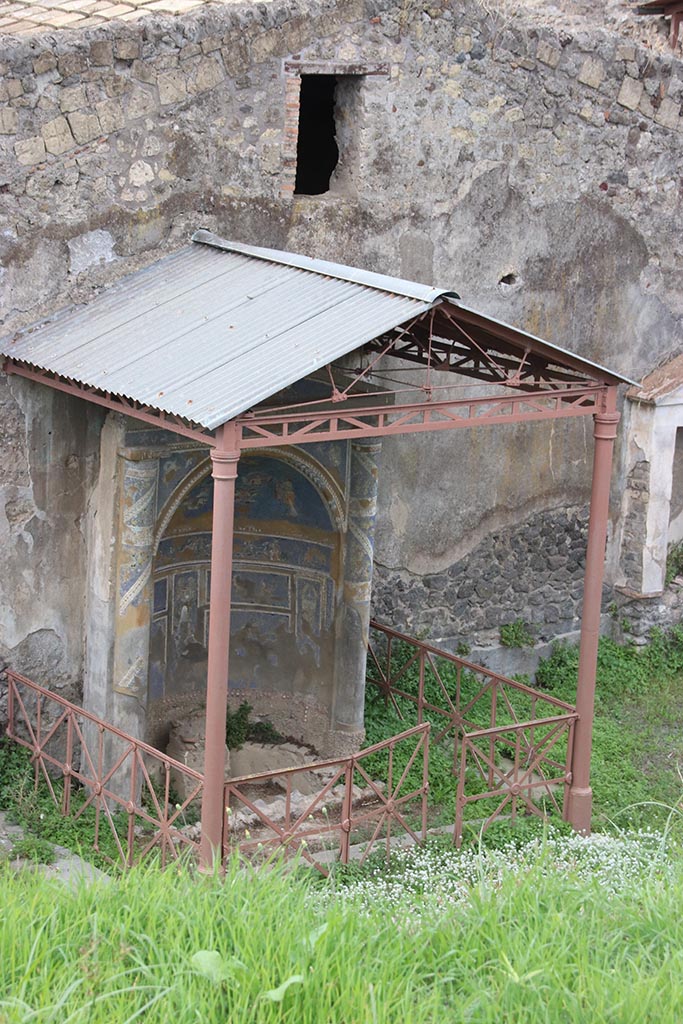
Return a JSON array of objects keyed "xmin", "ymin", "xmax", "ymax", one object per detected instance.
[
  {"xmin": 0, "ymin": 0, "xmax": 682, "ymax": 702},
  {"xmin": 0, "ymin": 380, "xmax": 101, "ymax": 699}
]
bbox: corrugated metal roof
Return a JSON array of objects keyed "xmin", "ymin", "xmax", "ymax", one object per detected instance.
[
  {"xmin": 192, "ymin": 230, "xmax": 458, "ymax": 303},
  {"xmin": 0, "ymin": 231, "xmax": 635, "ymax": 432},
  {"xmin": 1, "ymin": 236, "xmax": 444, "ymax": 431}
]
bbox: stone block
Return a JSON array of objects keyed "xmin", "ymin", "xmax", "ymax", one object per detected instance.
[
  {"xmin": 192, "ymin": 57, "xmax": 224, "ymax": 94},
  {"xmin": 259, "ymin": 132, "xmax": 281, "ymax": 174},
  {"xmin": 67, "ymin": 110, "xmax": 101, "ymax": 144},
  {"xmin": 33, "ymin": 52, "xmax": 57, "ymax": 75},
  {"xmin": 6, "ymin": 79, "xmax": 23, "ymax": 100},
  {"xmin": 617, "ymin": 77, "xmax": 643, "ymax": 111},
  {"xmin": 158, "ymin": 70, "xmax": 187, "ymax": 105},
  {"xmin": 504, "ymin": 106, "xmax": 525, "ymax": 122},
  {"xmin": 578, "ymin": 57, "xmax": 605, "ymax": 89},
  {"xmin": 220, "ymin": 43, "xmax": 249, "ymax": 78},
  {"xmin": 114, "ymin": 37, "xmax": 140, "ymax": 61},
  {"xmin": 41, "ymin": 115, "xmax": 75, "ymax": 155},
  {"xmin": 14, "ymin": 136, "xmax": 46, "ymax": 165},
  {"xmin": 89, "ymin": 40, "xmax": 114, "ymax": 67},
  {"xmin": 68, "ymin": 229, "xmax": 117, "ymax": 275},
  {"xmin": 616, "ymin": 44, "xmax": 636, "ymax": 62},
  {"xmin": 655, "ymin": 96, "xmax": 680, "ymax": 129},
  {"xmin": 0, "ymin": 107, "xmax": 18, "ymax": 134},
  {"xmin": 95, "ymin": 98, "xmax": 125, "ymax": 134},
  {"xmin": 36, "ymin": 96, "xmax": 59, "ymax": 116},
  {"xmin": 251, "ymin": 28, "xmax": 285, "ymax": 63},
  {"xmin": 126, "ymin": 85, "xmax": 157, "ymax": 119},
  {"xmin": 129, "ymin": 159, "xmax": 154, "ymax": 186},
  {"xmin": 131, "ymin": 60, "xmax": 156, "ymax": 85},
  {"xmin": 179, "ymin": 43, "xmax": 201, "ymax": 61},
  {"xmin": 200, "ymin": 35, "xmax": 222, "ymax": 54},
  {"xmin": 152, "ymin": 52, "xmax": 180, "ymax": 72},
  {"xmin": 103, "ymin": 73, "xmax": 129, "ymax": 97},
  {"xmin": 58, "ymin": 53, "xmax": 87, "ymax": 80},
  {"xmin": 59, "ymin": 84, "xmax": 87, "ymax": 114},
  {"xmin": 537, "ymin": 40, "xmax": 561, "ymax": 68}
]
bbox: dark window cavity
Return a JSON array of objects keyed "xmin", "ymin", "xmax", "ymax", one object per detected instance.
[{"xmin": 294, "ymin": 75, "xmax": 339, "ymax": 196}]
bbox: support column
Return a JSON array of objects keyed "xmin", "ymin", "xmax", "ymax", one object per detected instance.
[
  {"xmin": 332, "ymin": 439, "xmax": 382, "ymax": 752},
  {"xmin": 112, "ymin": 455, "xmax": 158, "ymax": 714},
  {"xmin": 566, "ymin": 388, "xmax": 620, "ymax": 833},
  {"xmin": 199, "ymin": 424, "xmax": 240, "ymax": 870},
  {"xmin": 84, "ymin": 425, "xmax": 158, "ymax": 800}
]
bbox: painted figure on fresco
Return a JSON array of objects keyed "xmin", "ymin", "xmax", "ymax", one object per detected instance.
[{"xmin": 274, "ymin": 478, "xmax": 298, "ymax": 517}]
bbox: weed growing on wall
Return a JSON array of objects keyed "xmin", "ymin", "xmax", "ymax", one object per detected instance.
[
  {"xmin": 499, "ymin": 619, "xmax": 536, "ymax": 648},
  {"xmin": 666, "ymin": 541, "xmax": 683, "ymax": 585},
  {"xmin": 225, "ymin": 703, "xmax": 284, "ymax": 750}
]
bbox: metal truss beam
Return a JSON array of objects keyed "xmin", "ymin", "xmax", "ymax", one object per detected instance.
[
  {"xmin": 365, "ymin": 317, "xmax": 595, "ymax": 392},
  {"xmin": 237, "ymin": 386, "xmax": 602, "ymax": 449}
]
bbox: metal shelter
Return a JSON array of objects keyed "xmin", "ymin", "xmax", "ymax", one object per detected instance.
[{"xmin": 1, "ymin": 230, "xmax": 635, "ymax": 868}]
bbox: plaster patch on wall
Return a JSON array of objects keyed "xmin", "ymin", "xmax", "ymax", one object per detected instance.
[{"xmin": 68, "ymin": 230, "xmax": 118, "ymax": 277}]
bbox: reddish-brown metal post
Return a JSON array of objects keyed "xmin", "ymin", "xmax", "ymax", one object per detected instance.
[
  {"xmin": 566, "ymin": 387, "xmax": 620, "ymax": 834},
  {"xmin": 62, "ymin": 713, "xmax": 73, "ymax": 816},
  {"xmin": 340, "ymin": 762, "xmax": 354, "ymax": 865},
  {"xmin": 199, "ymin": 422, "xmax": 240, "ymax": 870}
]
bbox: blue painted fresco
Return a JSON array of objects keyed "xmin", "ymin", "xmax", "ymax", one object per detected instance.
[
  {"xmin": 151, "ymin": 450, "xmax": 340, "ymax": 702},
  {"xmin": 156, "ymin": 450, "xmax": 207, "ymax": 515}
]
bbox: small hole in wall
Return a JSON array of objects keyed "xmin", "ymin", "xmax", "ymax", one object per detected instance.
[
  {"xmin": 295, "ymin": 75, "xmax": 339, "ymax": 196},
  {"xmin": 498, "ymin": 272, "xmax": 522, "ymax": 293}
]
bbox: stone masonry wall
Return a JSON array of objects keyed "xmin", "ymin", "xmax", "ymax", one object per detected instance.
[
  {"xmin": 372, "ymin": 505, "xmax": 590, "ymax": 648},
  {"xmin": 1, "ymin": 0, "xmax": 682, "ymax": 697}
]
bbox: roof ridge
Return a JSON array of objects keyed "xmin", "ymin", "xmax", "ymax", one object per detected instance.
[{"xmin": 191, "ymin": 229, "xmax": 460, "ymax": 305}]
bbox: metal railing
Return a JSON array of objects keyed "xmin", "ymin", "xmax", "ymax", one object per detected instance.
[
  {"xmin": 4, "ymin": 668, "xmax": 429, "ymax": 873},
  {"xmin": 5, "ymin": 618, "xmax": 576, "ymax": 865},
  {"xmin": 6, "ymin": 669, "xmax": 203, "ymax": 868},
  {"xmin": 368, "ymin": 621, "xmax": 578, "ymax": 843},
  {"xmin": 223, "ymin": 723, "xmax": 429, "ymax": 875}
]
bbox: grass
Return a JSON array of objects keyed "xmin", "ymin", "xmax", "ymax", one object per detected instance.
[
  {"xmin": 535, "ymin": 628, "xmax": 683, "ymax": 832},
  {"xmin": 7, "ymin": 834, "xmax": 55, "ymax": 865},
  {"xmin": 4, "ymin": 632, "xmax": 683, "ymax": 1020},
  {"xmin": 4, "ymin": 626, "xmax": 683, "ymax": 869},
  {"xmin": 0, "ymin": 739, "xmax": 127, "ymax": 871},
  {"xmin": 499, "ymin": 618, "xmax": 536, "ymax": 648},
  {"xmin": 3, "ymin": 832, "xmax": 683, "ymax": 1022},
  {"xmin": 364, "ymin": 626, "xmax": 683, "ymax": 838}
]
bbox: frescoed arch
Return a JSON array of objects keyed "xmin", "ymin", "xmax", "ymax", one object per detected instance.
[{"xmin": 149, "ymin": 448, "xmax": 344, "ymax": 708}]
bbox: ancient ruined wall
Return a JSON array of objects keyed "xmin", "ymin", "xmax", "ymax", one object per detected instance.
[
  {"xmin": 1, "ymin": 0, "xmax": 682, "ymax": 688},
  {"xmin": 0, "ymin": 379, "xmax": 101, "ymax": 705},
  {"xmin": 373, "ymin": 506, "xmax": 590, "ymax": 648}
]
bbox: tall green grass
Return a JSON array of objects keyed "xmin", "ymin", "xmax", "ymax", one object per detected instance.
[{"xmin": 3, "ymin": 835, "xmax": 683, "ymax": 1023}]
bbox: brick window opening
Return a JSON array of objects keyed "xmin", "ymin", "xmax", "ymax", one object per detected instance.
[{"xmin": 294, "ymin": 74, "xmax": 339, "ymax": 196}]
